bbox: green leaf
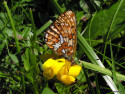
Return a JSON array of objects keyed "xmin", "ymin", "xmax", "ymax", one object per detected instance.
[
  {"xmin": 83, "ymin": 1, "xmax": 125, "ymax": 40},
  {"xmin": 76, "ymin": 11, "xmax": 84, "ymax": 24},
  {"xmin": 36, "ymin": 20, "xmax": 52, "ymax": 36},
  {"xmin": 0, "ymin": 34, "xmax": 6, "ymax": 55},
  {"xmin": 55, "ymin": 83, "xmax": 70, "ymax": 94},
  {"xmin": 41, "ymin": 87, "xmax": 56, "ymax": 94},
  {"xmin": 78, "ymin": 31, "xmax": 119, "ymax": 92},
  {"xmin": 118, "ymin": 82, "xmax": 125, "ymax": 94},
  {"xmin": 109, "ymin": 0, "xmax": 125, "ymax": 40},
  {"xmin": 26, "ymin": 72, "xmax": 34, "ymax": 84},
  {"xmin": 22, "ymin": 51, "xmax": 30, "ymax": 71},
  {"xmin": 76, "ymin": 69, "xmax": 86, "ymax": 82},
  {"xmin": 4, "ymin": 28, "xmax": 13, "ymax": 37},
  {"xmin": 0, "ymin": 71, "xmax": 7, "ymax": 77},
  {"xmin": 21, "ymin": 26, "xmax": 32, "ymax": 38},
  {"xmin": 9, "ymin": 54, "xmax": 19, "ymax": 64},
  {"xmin": 79, "ymin": 0, "xmax": 90, "ymax": 13},
  {"xmin": 81, "ymin": 60, "xmax": 125, "ymax": 81}
]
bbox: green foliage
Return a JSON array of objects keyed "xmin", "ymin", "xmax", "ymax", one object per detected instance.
[
  {"xmin": 83, "ymin": 1, "xmax": 125, "ymax": 41},
  {"xmin": 0, "ymin": 0, "xmax": 125, "ymax": 94},
  {"xmin": 41, "ymin": 87, "xmax": 56, "ymax": 94}
]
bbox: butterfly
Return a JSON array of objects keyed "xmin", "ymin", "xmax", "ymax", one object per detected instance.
[{"xmin": 45, "ymin": 11, "xmax": 77, "ymax": 61}]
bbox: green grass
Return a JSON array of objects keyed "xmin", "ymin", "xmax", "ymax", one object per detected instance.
[{"xmin": 0, "ymin": 0, "xmax": 125, "ymax": 94}]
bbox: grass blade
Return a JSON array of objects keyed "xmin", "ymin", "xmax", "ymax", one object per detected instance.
[{"xmin": 78, "ymin": 31, "xmax": 119, "ymax": 93}]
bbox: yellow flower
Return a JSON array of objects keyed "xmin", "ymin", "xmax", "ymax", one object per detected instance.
[
  {"xmin": 58, "ymin": 75, "xmax": 76, "ymax": 85},
  {"xmin": 68, "ymin": 65, "xmax": 82, "ymax": 77},
  {"xmin": 42, "ymin": 59, "xmax": 65, "ymax": 79},
  {"xmin": 43, "ymin": 67, "xmax": 54, "ymax": 80},
  {"xmin": 42, "ymin": 58, "xmax": 82, "ymax": 85}
]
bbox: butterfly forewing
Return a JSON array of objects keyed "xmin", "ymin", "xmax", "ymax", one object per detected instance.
[{"xmin": 45, "ymin": 11, "xmax": 77, "ymax": 60}]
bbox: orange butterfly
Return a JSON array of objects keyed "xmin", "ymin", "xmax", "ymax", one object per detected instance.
[{"xmin": 45, "ymin": 11, "xmax": 77, "ymax": 61}]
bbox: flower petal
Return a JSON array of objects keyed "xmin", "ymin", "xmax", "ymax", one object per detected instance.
[
  {"xmin": 68, "ymin": 65, "xmax": 82, "ymax": 77},
  {"xmin": 42, "ymin": 59, "xmax": 65, "ymax": 79},
  {"xmin": 42, "ymin": 59, "xmax": 57, "ymax": 69},
  {"xmin": 42, "ymin": 58, "xmax": 81, "ymax": 85},
  {"xmin": 58, "ymin": 75, "xmax": 76, "ymax": 85},
  {"xmin": 52, "ymin": 61, "xmax": 65, "ymax": 75},
  {"xmin": 43, "ymin": 67, "xmax": 54, "ymax": 80},
  {"xmin": 57, "ymin": 60, "xmax": 71, "ymax": 76}
]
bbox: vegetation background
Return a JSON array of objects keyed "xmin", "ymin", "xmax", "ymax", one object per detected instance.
[{"xmin": 0, "ymin": 0, "xmax": 125, "ymax": 94}]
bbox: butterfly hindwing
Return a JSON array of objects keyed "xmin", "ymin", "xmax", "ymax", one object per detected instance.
[{"xmin": 45, "ymin": 11, "xmax": 77, "ymax": 60}]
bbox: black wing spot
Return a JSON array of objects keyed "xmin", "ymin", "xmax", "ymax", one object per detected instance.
[
  {"xmin": 71, "ymin": 26, "xmax": 74, "ymax": 28},
  {"xmin": 64, "ymin": 44, "xmax": 67, "ymax": 47}
]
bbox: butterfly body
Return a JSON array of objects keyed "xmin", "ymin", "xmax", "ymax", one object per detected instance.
[{"xmin": 45, "ymin": 11, "xmax": 77, "ymax": 61}]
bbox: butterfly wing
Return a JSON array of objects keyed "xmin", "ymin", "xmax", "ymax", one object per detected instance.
[{"xmin": 45, "ymin": 11, "xmax": 77, "ymax": 60}]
